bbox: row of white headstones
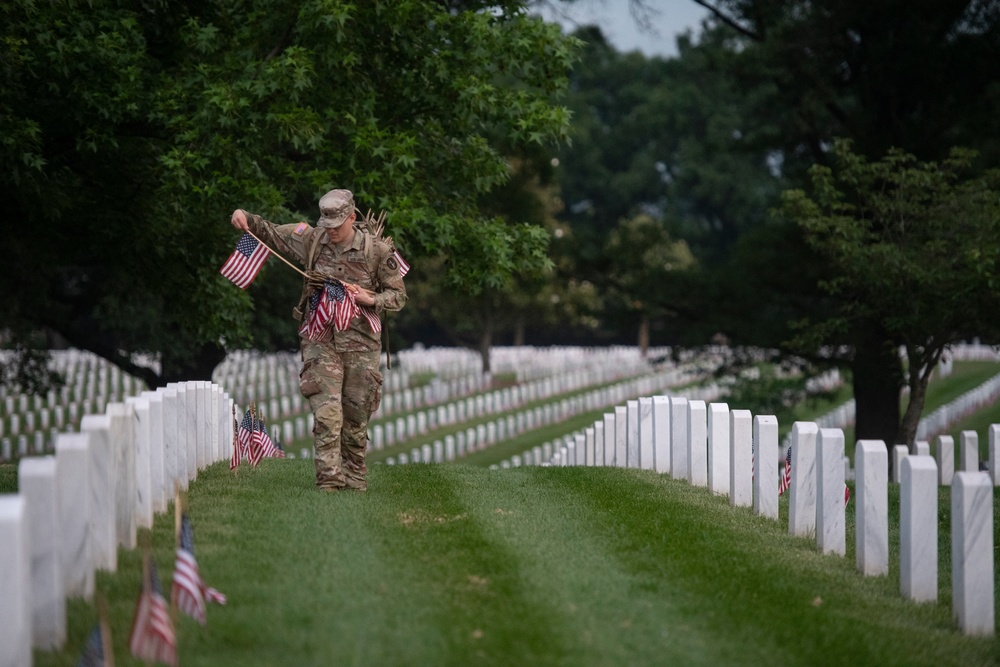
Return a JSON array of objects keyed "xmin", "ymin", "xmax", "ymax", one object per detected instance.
[
  {"xmin": 0, "ymin": 380, "xmax": 237, "ymax": 667},
  {"xmin": 524, "ymin": 395, "xmax": 998, "ymax": 637},
  {"xmin": 0, "ymin": 346, "xmax": 670, "ymax": 460}
]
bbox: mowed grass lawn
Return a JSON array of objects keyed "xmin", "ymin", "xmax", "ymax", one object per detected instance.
[{"xmin": 17, "ymin": 460, "xmax": 999, "ymax": 667}]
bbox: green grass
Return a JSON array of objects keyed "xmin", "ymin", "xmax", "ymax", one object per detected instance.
[{"xmin": 30, "ymin": 462, "xmax": 999, "ymax": 666}]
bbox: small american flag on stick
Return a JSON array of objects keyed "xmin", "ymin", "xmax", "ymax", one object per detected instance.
[
  {"xmin": 778, "ymin": 446, "xmax": 792, "ymax": 496},
  {"xmin": 172, "ymin": 513, "xmax": 226, "ymax": 625},
  {"xmin": 129, "ymin": 551, "xmax": 176, "ymax": 666},
  {"xmin": 220, "ymin": 232, "xmax": 271, "ymax": 288}
]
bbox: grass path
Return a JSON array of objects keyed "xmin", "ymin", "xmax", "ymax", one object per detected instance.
[{"xmin": 31, "ymin": 461, "xmax": 1000, "ymax": 666}]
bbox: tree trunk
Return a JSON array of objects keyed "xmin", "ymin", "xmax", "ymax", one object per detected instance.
[
  {"xmin": 898, "ymin": 346, "xmax": 944, "ymax": 446},
  {"xmin": 513, "ymin": 315, "xmax": 526, "ymax": 347},
  {"xmin": 478, "ymin": 317, "xmax": 493, "ymax": 375},
  {"xmin": 899, "ymin": 375, "xmax": 928, "ymax": 447},
  {"xmin": 638, "ymin": 315, "xmax": 650, "ymax": 358},
  {"xmin": 851, "ymin": 330, "xmax": 903, "ymax": 447}
]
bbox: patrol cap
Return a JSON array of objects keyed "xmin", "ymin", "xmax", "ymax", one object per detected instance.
[{"xmin": 317, "ymin": 189, "xmax": 357, "ymax": 229}]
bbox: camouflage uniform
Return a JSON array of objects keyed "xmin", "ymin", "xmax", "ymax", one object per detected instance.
[{"xmin": 242, "ymin": 197, "xmax": 406, "ymax": 490}]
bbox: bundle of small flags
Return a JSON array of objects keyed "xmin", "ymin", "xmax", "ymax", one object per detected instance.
[
  {"xmin": 300, "ymin": 279, "xmax": 357, "ymax": 340},
  {"xmin": 231, "ymin": 406, "xmax": 284, "ymax": 470}
]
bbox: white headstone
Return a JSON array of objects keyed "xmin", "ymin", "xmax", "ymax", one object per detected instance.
[
  {"xmin": 687, "ymin": 401, "xmax": 708, "ymax": 487},
  {"xmin": 161, "ymin": 386, "xmax": 180, "ymax": 493},
  {"xmin": 143, "ymin": 392, "xmax": 166, "ymax": 514},
  {"xmin": 126, "ymin": 396, "xmax": 153, "ymax": 530},
  {"xmin": 951, "ymin": 472, "xmax": 994, "ymax": 636},
  {"xmin": 670, "ymin": 397, "xmax": 689, "ymax": 480},
  {"xmin": 855, "ymin": 440, "xmax": 888, "ymax": 576},
  {"xmin": 652, "ymin": 396, "xmax": 671, "ymax": 474},
  {"xmin": 18, "ymin": 456, "xmax": 66, "ymax": 649},
  {"xmin": 638, "ymin": 397, "xmax": 654, "ymax": 470},
  {"xmin": 56, "ymin": 432, "xmax": 95, "ymax": 598},
  {"xmin": 959, "ymin": 431, "xmax": 979, "ymax": 472},
  {"xmin": 107, "ymin": 403, "xmax": 137, "ymax": 549},
  {"xmin": 0, "ymin": 495, "xmax": 31, "ymax": 667},
  {"xmin": 602, "ymin": 413, "xmax": 615, "ymax": 466},
  {"xmin": 900, "ymin": 455, "xmax": 937, "ymax": 602},
  {"xmin": 788, "ymin": 422, "xmax": 818, "ymax": 538},
  {"xmin": 730, "ymin": 410, "xmax": 753, "ymax": 507},
  {"xmin": 185, "ymin": 382, "xmax": 199, "ymax": 481},
  {"xmin": 707, "ymin": 403, "xmax": 729, "ymax": 495},
  {"xmin": 625, "ymin": 400, "xmax": 640, "ymax": 468},
  {"xmin": 752, "ymin": 415, "xmax": 779, "ymax": 519},
  {"xmin": 614, "ymin": 406, "xmax": 627, "ymax": 467},
  {"xmin": 891, "ymin": 444, "xmax": 908, "ymax": 484},
  {"xmin": 990, "ymin": 424, "xmax": 1000, "ymax": 487},
  {"xmin": 79, "ymin": 414, "xmax": 116, "ymax": 572},
  {"xmin": 935, "ymin": 435, "xmax": 954, "ymax": 486},
  {"xmin": 594, "ymin": 422, "xmax": 605, "ymax": 467},
  {"xmin": 817, "ymin": 428, "xmax": 846, "ymax": 556}
]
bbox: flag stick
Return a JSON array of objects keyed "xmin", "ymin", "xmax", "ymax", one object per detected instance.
[
  {"xmin": 97, "ymin": 592, "xmax": 115, "ymax": 667},
  {"xmin": 172, "ymin": 483, "xmax": 183, "ymax": 666},
  {"xmin": 231, "ymin": 405, "xmax": 240, "ymax": 477},
  {"xmin": 243, "ymin": 229, "xmax": 308, "ymax": 278}
]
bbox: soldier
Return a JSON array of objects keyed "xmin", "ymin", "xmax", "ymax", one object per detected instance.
[{"xmin": 230, "ymin": 189, "xmax": 407, "ymax": 491}]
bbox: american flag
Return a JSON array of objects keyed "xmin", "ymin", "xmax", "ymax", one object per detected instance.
[
  {"xmin": 248, "ymin": 414, "xmax": 283, "ymax": 465},
  {"xmin": 778, "ymin": 446, "xmax": 792, "ymax": 496},
  {"xmin": 299, "ymin": 279, "xmax": 357, "ymax": 340},
  {"xmin": 129, "ymin": 554, "xmax": 176, "ymax": 666},
  {"xmin": 230, "ymin": 411, "xmax": 242, "ymax": 470},
  {"xmin": 359, "ymin": 305, "xmax": 381, "ymax": 333},
  {"xmin": 236, "ymin": 408, "xmax": 257, "ymax": 466},
  {"xmin": 76, "ymin": 624, "xmax": 106, "ymax": 667},
  {"xmin": 172, "ymin": 513, "xmax": 226, "ymax": 626},
  {"xmin": 220, "ymin": 232, "xmax": 271, "ymax": 289},
  {"xmin": 393, "ymin": 249, "xmax": 410, "ymax": 277}
]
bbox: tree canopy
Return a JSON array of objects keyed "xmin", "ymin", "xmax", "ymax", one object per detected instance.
[
  {"xmin": 783, "ymin": 140, "xmax": 1000, "ymax": 443},
  {"xmin": 1, "ymin": 0, "xmax": 577, "ymax": 387}
]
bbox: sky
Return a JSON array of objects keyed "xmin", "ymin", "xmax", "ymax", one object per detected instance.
[{"xmin": 533, "ymin": 0, "xmax": 711, "ymax": 58}]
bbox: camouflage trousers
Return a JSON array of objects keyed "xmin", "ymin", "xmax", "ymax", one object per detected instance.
[{"xmin": 298, "ymin": 342, "xmax": 382, "ymax": 490}]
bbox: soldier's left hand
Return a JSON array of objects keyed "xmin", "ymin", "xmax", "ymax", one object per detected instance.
[{"xmin": 345, "ymin": 283, "xmax": 376, "ymax": 306}]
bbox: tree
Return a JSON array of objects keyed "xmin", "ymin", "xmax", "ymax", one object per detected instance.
[
  {"xmin": 782, "ymin": 140, "xmax": 1000, "ymax": 445},
  {"xmin": 0, "ymin": 0, "xmax": 577, "ymax": 389},
  {"xmin": 604, "ymin": 214, "xmax": 696, "ymax": 355}
]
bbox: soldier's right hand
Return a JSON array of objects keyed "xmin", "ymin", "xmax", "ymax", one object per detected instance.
[{"xmin": 230, "ymin": 209, "xmax": 249, "ymax": 231}]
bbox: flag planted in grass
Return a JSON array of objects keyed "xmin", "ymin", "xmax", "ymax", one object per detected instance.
[
  {"xmin": 220, "ymin": 232, "xmax": 271, "ymax": 288},
  {"xmin": 129, "ymin": 553, "xmax": 176, "ymax": 666},
  {"xmin": 172, "ymin": 513, "xmax": 227, "ymax": 626},
  {"xmin": 778, "ymin": 446, "xmax": 792, "ymax": 496},
  {"xmin": 776, "ymin": 444, "xmax": 851, "ymax": 505},
  {"xmin": 250, "ymin": 413, "xmax": 284, "ymax": 465},
  {"xmin": 75, "ymin": 623, "xmax": 107, "ymax": 667}
]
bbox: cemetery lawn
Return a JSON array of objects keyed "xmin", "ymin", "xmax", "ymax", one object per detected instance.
[{"xmin": 37, "ymin": 462, "xmax": 999, "ymax": 666}]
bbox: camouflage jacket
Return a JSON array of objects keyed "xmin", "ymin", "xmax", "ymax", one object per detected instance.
[{"xmin": 245, "ymin": 212, "xmax": 407, "ymax": 352}]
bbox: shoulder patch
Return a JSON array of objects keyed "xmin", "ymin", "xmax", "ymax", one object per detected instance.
[
  {"xmin": 386, "ymin": 256, "xmax": 398, "ymax": 271},
  {"xmin": 293, "ymin": 221, "xmax": 309, "ymax": 236}
]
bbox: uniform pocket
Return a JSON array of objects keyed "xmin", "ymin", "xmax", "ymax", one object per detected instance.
[
  {"xmin": 365, "ymin": 368, "xmax": 384, "ymax": 414},
  {"xmin": 299, "ymin": 359, "xmax": 322, "ymax": 398}
]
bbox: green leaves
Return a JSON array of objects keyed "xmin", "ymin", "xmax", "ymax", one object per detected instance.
[
  {"xmin": 782, "ymin": 139, "xmax": 1000, "ymax": 363},
  {"xmin": 1, "ymin": 0, "xmax": 577, "ymax": 382}
]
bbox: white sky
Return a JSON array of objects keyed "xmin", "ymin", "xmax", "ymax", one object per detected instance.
[{"xmin": 533, "ymin": 0, "xmax": 711, "ymax": 58}]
